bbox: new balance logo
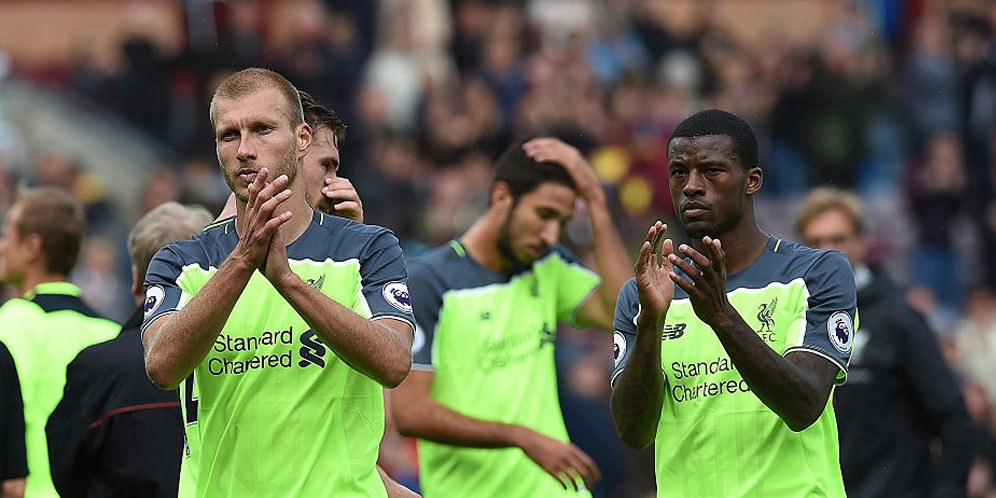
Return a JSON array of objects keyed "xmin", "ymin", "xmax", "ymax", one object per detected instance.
[
  {"xmin": 299, "ymin": 329, "xmax": 327, "ymax": 368},
  {"xmin": 662, "ymin": 323, "xmax": 686, "ymax": 341}
]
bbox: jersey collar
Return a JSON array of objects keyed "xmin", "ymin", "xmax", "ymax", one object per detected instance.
[{"xmin": 23, "ymin": 281, "xmax": 82, "ymax": 299}]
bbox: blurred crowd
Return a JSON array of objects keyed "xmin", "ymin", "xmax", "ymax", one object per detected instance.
[{"xmin": 4, "ymin": 0, "xmax": 996, "ymax": 495}]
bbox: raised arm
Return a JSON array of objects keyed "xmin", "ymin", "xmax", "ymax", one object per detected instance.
[
  {"xmin": 391, "ymin": 371, "xmax": 599, "ymax": 491},
  {"xmin": 667, "ymin": 237, "xmax": 848, "ymax": 431},
  {"xmin": 144, "ymin": 170, "xmax": 292, "ymax": 389},
  {"xmin": 523, "ymin": 138, "xmax": 632, "ymax": 330},
  {"xmin": 610, "ymin": 222, "xmax": 673, "ymax": 448}
]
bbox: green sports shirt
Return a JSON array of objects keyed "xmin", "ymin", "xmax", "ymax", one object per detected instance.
[
  {"xmin": 408, "ymin": 240, "xmax": 600, "ymax": 498},
  {"xmin": 612, "ymin": 237, "xmax": 857, "ymax": 497},
  {"xmin": 143, "ymin": 211, "xmax": 415, "ymax": 497},
  {"xmin": 0, "ymin": 282, "xmax": 120, "ymax": 498}
]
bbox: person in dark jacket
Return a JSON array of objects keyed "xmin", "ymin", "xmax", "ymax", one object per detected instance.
[
  {"xmin": 797, "ymin": 187, "xmax": 975, "ymax": 498},
  {"xmin": 46, "ymin": 202, "xmax": 213, "ymax": 498},
  {"xmin": 1, "ymin": 341, "xmax": 26, "ymax": 498}
]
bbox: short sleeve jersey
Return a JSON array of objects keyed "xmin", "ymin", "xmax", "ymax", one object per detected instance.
[
  {"xmin": 612, "ymin": 238, "xmax": 856, "ymax": 497},
  {"xmin": 143, "ymin": 211, "xmax": 414, "ymax": 498},
  {"xmin": 409, "ymin": 241, "xmax": 600, "ymax": 498},
  {"xmin": 0, "ymin": 282, "xmax": 120, "ymax": 498}
]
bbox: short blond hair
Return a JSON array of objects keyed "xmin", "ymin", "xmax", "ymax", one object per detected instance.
[
  {"xmin": 209, "ymin": 68, "xmax": 304, "ymax": 128},
  {"xmin": 796, "ymin": 186, "xmax": 864, "ymax": 236},
  {"xmin": 127, "ymin": 202, "xmax": 213, "ymax": 279}
]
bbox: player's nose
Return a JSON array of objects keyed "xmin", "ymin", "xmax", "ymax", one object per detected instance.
[
  {"xmin": 236, "ymin": 136, "xmax": 256, "ymax": 161},
  {"xmin": 540, "ymin": 221, "xmax": 559, "ymax": 247},
  {"xmin": 683, "ymin": 170, "xmax": 706, "ymax": 197}
]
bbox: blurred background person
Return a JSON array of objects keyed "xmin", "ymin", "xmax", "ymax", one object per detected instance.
[
  {"xmin": 0, "ymin": 187, "xmax": 120, "ymax": 498},
  {"xmin": 45, "ymin": 202, "xmax": 211, "ymax": 498},
  {"xmin": 797, "ymin": 187, "xmax": 974, "ymax": 498},
  {"xmin": 0, "ymin": 340, "xmax": 26, "ymax": 498}
]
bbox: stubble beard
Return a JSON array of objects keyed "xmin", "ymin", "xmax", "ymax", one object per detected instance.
[
  {"xmin": 496, "ymin": 202, "xmax": 529, "ymax": 267},
  {"xmin": 684, "ymin": 206, "xmax": 742, "ymax": 241},
  {"xmin": 225, "ymin": 146, "xmax": 300, "ymax": 203}
]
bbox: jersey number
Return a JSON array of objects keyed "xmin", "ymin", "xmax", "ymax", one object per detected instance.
[{"xmin": 184, "ymin": 373, "xmax": 199, "ymax": 425}]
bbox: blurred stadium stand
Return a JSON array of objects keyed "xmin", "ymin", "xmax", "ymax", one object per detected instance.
[{"xmin": 3, "ymin": 0, "xmax": 996, "ymax": 496}]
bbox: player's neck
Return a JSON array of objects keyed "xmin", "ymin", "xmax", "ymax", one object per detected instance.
[
  {"xmin": 461, "ymin": 215, "xmax": 514, "ymax": 273},
  {"xmin": 697, "ymin": 217, "xmax": 768, "ymax": 275},
  {"xmin": 18, "ymin": 270, "xmax": 67, "ymax": 297}
]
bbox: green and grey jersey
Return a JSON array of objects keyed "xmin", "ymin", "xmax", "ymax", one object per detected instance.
[
  {"xmin": 0, "ymin": 282, "xmax": 120, "ymax": 498},
  {"xmin": 612, "ymin": 237, "xmax": 856, "ymax": 497},
  {"xmin": 143, "ymin": 210, "xmax": 414, "ymax": 498},
  {"xmin": 409, "ymin": 240, "xmax": 599, "ymax": 498}
]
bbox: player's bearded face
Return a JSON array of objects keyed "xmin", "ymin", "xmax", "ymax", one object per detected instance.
[
  {"xmin": 224, "ymin": 143, "xmax": 298, "ymax": 203},
  {"xmin": 496, "ymin": 183, "xmax": 575, "ymax": 265},
  {"xmin": 213, "ymin": 89, "xmax": 304, "ymax": 203}
]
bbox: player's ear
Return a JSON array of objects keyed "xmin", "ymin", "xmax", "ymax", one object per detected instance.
[
  {"xmin": 745, "ymin": 167, "xmax": 762, "ymax": 196},
  {"xmin": 296, "ymin": 123, "xmax": 313, "ymax": 158},
  {"xmin": 490, "ymin": 181, "xmax": 513, "ymax": 212},
  {"xmin": 23, "ymin": 233, "xmax": 44, "ymax": 264}
]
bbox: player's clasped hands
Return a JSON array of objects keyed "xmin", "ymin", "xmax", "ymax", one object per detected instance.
[
  {"xmin": 517, "ymin": 427, "xmax": 601, "ymax": 492},
  {"xmin": 667, "ymin": 236, "xmax": 733, "ymax": 327},
  {"xmin": 234, "ymin": 167, "xmax": 293, "ymax": 274}
]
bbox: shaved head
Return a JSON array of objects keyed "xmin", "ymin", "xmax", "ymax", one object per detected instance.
[{"xmin": 209, "ymin": 68, "xmax": 304, "ymax": 128}]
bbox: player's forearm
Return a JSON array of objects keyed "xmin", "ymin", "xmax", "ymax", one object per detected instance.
[
  {"xmin": 587, "ymin": 197, "xmax": 633, "ymax": 321},
  {"xmin": 145, "ymin": 256, "xmax": 254, "ymax": 389},
  {"xmin": 393, "ymin": 395, "xmax": 525, "ymax": 449},
  {"xmin": 610, "ymin": 317, "xmax": 665, "ymax": 448},
  {"xmin": 709, "ymin": 311, "xmax": 830, "ymax": 431},
  {"xmin": 274, "ymin": 276, "xmax": 411, "ymax": 387}
]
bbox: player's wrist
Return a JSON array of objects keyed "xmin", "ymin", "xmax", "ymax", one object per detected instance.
[
  {"xmin": 704, "ymin": 304, "xmax": 739, "ymax": 331},
  {"xmin": 503, "ymin": 424, "xmax": 531, "ymax": 449},
  {"xmin": 580, "ymin": 186, "xmax": 607, "ymax": 207},
  {"xmin": 636, "ymin": 308, "xmax": 666, "ymax": 334},
  {"xmin": 267, "ymin": 267, "xmax": 300, "ymax": 291},
  {"xmin": 225, "ymin": 250, "xmax": 259, "ymax": 275}
]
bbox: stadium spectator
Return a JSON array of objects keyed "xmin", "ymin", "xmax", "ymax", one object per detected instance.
[
  {"xmin": 392, "ymin": 137, "xmax": 631, "ymax": 497},
  {"xmin": 45, "ymin": 202, "xmax": 211, "ymax": 498},
  {"xmin": 141, "ymin": 68, "xmax": 415, "ymax": 496},
  {"xmin": 0, "ymin": 187, "xmax": 120, "ymax": 498},
  {"xmin": 611, "ymin": 110, "xmax": 857, "ymax": 496},
  {"xmin": 797, "ymin": 186, "xmax": 974, "ymax": 498}
]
